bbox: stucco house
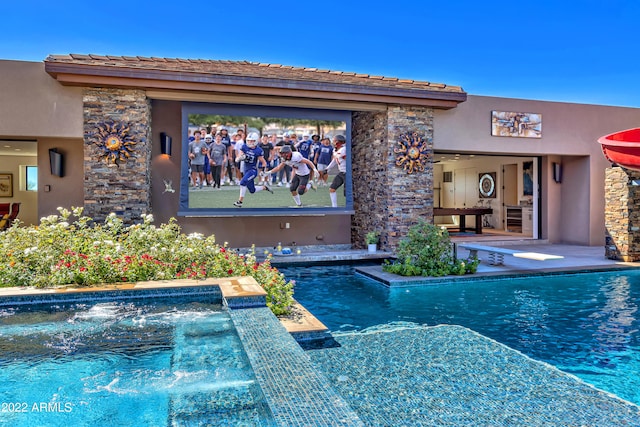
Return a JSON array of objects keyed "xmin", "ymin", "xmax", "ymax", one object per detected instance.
[{"xmin": 1, "ymin": 55, "xmax": 638, "ymax": 252}]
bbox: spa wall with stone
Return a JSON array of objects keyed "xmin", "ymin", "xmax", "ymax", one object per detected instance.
[{"xmin": 83, "ymin": 88, "xmax": 152, "ymax": 223}]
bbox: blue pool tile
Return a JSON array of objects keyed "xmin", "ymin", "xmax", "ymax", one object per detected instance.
[
  {"xmin": 229, "ymin": 307, "xmax": 364, "ymax": 427},
  {"xmin": 0, "ymin": 286, "xmax": 222, "ymax": 306},
  {"xmin": 307, "ymin": 324, "xmax": 640, "ymax": 427}
]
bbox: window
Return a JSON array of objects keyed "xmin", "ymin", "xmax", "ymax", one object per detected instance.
[{"xmin": 25, "ymin": 166, "xmax": 37, "ymax": 191}]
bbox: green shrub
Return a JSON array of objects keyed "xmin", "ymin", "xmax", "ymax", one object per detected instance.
[
  {"xmin": 382, "ymin": 220, "xmax": 479, "ymax": 276},
  {"xmin": 0, "ymin": 207, "xmax": 294, "ymax": 316}
]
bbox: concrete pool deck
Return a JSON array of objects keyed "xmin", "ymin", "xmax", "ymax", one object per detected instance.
[
  {"xmin": 456, "ymin": 241, "xmax": 640, "ymax": 275},
  {"xmin": 265, "ymin": 241, "xmax": 640, "ymax": 285},
  {"xmin": 356, "ymin": 242, "xmax": 640, "ymax": 286}
]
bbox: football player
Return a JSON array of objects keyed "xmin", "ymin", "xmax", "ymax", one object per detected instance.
[
  {"xmin": 233, "ymin": 132, "xmax": 273, "ymax": 207},
  {"xmin": 265, "ymin": 145, "xmax": 319, "ymax": 207},
  {"xmin": 314, "ymin": 137, "xmax": 334, "ymax": 186},
  {"xmin": 326, "ymin": 135, "xmax": 347, "ymax": 207}
]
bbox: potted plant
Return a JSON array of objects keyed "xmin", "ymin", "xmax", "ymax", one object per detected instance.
[{"xmin": 365, "ymin": 231, "xmax": 379, "ymax": 253}]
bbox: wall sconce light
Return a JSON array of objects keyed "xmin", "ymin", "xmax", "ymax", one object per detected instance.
[
  {"xmin": 49, "ymin": 148, "xmax": 64, "ymax": 177},
  {"xmin": 552, "ymin": 162, "xmax": 562, "ymax": 183},
  {"xmin": 160, "ymin": 132, "xmax": 172, "ymax": 156}
]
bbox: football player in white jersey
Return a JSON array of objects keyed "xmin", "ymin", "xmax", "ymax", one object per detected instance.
[
  {"xmin": 326, "ymin": 135, "xmax": 347, "ymax": 208},
  {"xmin": 265, "ymin": 145, "xmax": 319, "ymax": 207}
]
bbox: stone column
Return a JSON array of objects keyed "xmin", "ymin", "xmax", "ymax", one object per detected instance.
[
  {"xmin": 604, "ymin": 166, "xmax": 640, "ymax": 261},
  {"xmin": 83, "ymin": 88, "xmax": 152, "ymax": 223},
  {"xmin": 352, "ymin": 111, "xmax": 388, "ymax": 249},
  {"xmin": 351, "ymin": 106, "xmax": 434, "ymax": 250}
]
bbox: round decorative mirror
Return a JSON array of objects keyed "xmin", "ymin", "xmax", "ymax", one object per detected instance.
[{"xmin": 479, "ymin": 173, "xmax": 496, "ymax": 198}]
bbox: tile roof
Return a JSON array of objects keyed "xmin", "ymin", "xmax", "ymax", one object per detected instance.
[{"xmin": 44, "ymin": 54, "xmax": 465, "ymax": 95}]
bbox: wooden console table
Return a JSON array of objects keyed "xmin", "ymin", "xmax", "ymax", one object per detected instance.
[{"xmin": 433, "ymin": 207, "xmax": 493, "ymax": 234}]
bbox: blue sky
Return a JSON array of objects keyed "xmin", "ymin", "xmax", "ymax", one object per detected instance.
[{"xmin": 3, "ymin": 0, "xmax": 639, "ymax": 107}]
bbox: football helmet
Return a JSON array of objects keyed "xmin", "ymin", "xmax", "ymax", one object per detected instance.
[
  {"xmin": 279, "ymin": 145, "xmax": 293, "ymax": 160},
  {"xmin": 333, "ymin": 134, "xmax": 346, "ymax": 148},
  {"xmin": 246, "ymin": 132, "xmax": 259, "ymax": 148}
]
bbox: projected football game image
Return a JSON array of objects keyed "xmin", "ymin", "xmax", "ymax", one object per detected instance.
[{"xmin": 183, "ymin": 108, "xmax": 351, "ymax": 213}]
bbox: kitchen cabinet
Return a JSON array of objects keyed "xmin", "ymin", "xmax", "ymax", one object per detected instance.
[
  {"xmin": 522, "ymin": 207, "xmax": 533, "ymax": 235},
  {"xmin": 506, "ymin": 206, "xmax": 522, "ymax": 233}
]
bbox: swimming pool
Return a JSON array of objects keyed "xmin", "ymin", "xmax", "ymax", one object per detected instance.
[
  {"xmin": 282, "ymin": 265, "xmax": 640, "ymax": 406},
  {"xmin": 0, "ymin": 292, "xmax": 275, "ymax": 427}
]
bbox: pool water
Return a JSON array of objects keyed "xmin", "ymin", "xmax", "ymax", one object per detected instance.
[
  {"xmin": 0, "ymin": 295, "xmax": 275, "ymax": 427},
  {"xmin": 282, "ymin": 265, "xmax": 640, "ymax": 406}
]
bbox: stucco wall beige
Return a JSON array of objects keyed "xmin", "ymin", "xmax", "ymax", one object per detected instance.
[
  {"xmin": 37, "ymin": 138, "xmax": 85, "ymax": 220},
  {"xmin": 0, "ymin": 60, "xmax": 84, "ymax": 225},
  {"xmin": 0, "ymin": 60, "xmax": 83, "ymax": 138}
]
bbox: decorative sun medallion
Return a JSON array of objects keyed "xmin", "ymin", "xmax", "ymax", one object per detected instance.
[
  {"xmin": 105, "ymin": 135, "xmax": 123, "ymax": 151},
  {"xmin": 94, "ymin": 121, "xmax": 136, "ymax": 165},
  {"xmin": 394, "ymin": 132, "xmax": 430, "ymax": 174}
]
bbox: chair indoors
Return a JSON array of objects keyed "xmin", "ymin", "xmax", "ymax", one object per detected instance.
[{"xmin": 0, "ymin": 202, "xmax": 20, "ymax": 231}]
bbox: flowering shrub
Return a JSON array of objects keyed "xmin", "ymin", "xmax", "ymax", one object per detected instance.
[
  {"xmin": 382, "ymin": 220, "xmax": 479, "ymax": 276},
  {"xmin": 0, "ymin": 207, "xmax": 294, "ymax": 315}
]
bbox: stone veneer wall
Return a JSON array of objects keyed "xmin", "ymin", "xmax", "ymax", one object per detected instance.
[
  {"xmin": 352, "ymin": 106, "xmax": 434, "ymax": 250},
  {"xmin": 604, "ymin": 166, "xmax": 640, "ymax": 261},
  {"xmin": 352, "ymin": 111, "xmax": 388, "ymax": 249},
  {"xmin": 83, "ymin": 88, "xmax": 152, "ymax": 223}
]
